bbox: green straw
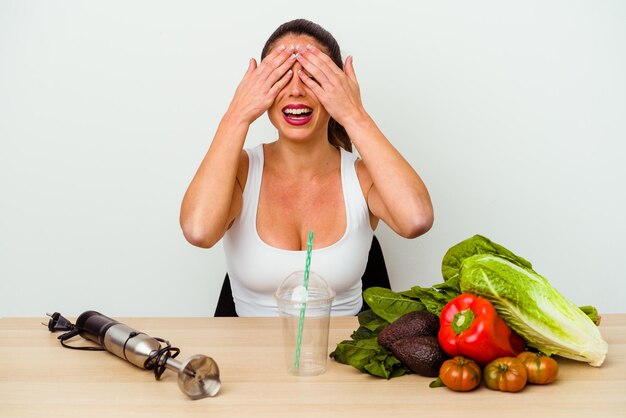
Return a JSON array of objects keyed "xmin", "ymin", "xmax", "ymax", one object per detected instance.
[{"xmin": 294, "ymin": 230, "xmax": 314, "ymax": 370}]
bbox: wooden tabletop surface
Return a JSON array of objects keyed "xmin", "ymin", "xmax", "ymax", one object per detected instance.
[{"xmin": 1, "ymin": 314, "xmax": 625, "ymax": 417}]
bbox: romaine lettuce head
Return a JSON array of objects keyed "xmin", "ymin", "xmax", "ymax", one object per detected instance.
[
  {"xmin": 459, "ymin": 254, "xmax": 608, "ymax": 367},
  {"xmin": 442, "ymin": 235, "xmax": 534, "ymax": 282}
]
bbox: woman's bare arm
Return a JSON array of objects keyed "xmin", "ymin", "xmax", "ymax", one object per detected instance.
[
  {"xmin": 180, "ymin": 117, "xmax": 248, "ymax": 248},
  {"xmin": 180, "ymin": 45, "xmax": 297, "ymax": 247},
  {"xmin": 348, "ymin": 114, "xmax": 434, "ymax": 238}
]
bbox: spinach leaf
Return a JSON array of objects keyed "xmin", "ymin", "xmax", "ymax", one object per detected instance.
[
  {"xmin": 350, "ymin": 326, "xmax": 377, "ymax": 340},
  {"xmin": 363, "ymin": 287, "xmax": 425, "ymax": 323},
  {"xmin": 433, "ymin": 275, "xmax": 462, "ymax": 299},
  {"xmin": 399, "ymin": 288, "xmax": 419, "ymax": 298},
  {"xmin": 358, "ymin": 309, "xmax": 390, "ymax": 332},
  {"xmin": 329, "ymin": 337, "xmax": 410, "ymax": 379},
  {"xmin": 410, "ymin": 285, "xmax": 455, "ymax": 316},
  {"xmin": 366, "ymin": 351, "xmax": 410, "ymax": 378},
  {"xmin": 406, "ymin": 275, "xmax": 462, "ymax": 315},
  {"xmin": 350, "ymin": 309, "xmax": 389, "ymax": 340},
  {"xmin": 442, "ymin": 234, "xmax": 534, "ymax": 282}
]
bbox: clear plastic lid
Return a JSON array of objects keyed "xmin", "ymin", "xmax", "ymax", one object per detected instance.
[{"xmin": 274, "ymin": 271, "xmax": 335, "ymax": 305}]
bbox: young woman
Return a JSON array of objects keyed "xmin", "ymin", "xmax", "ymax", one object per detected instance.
[{"xmin": 180, "ymin": 19, "xmax": 433, "ymax": 316}]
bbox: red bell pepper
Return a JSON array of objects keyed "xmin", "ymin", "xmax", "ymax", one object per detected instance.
[{"xmin": 438, "ymin": 293, "xmax": 526, "ymax": 365}]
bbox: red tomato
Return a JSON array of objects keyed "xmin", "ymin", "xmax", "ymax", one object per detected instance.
[
  {"xmin": 484, "ymin": 357, "xmax": 528, "ymax": 393},
  {"xmin": 439, "ymin": 356, "xmax": 482, "ymax": 392},
  {"xmin": 517, "ymin": 351, "xmax": 559, "ymax": 384}
]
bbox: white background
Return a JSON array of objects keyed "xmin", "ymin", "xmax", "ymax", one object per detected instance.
[{"xmin": 1, "ymin": 1, "xmax": 625, "ymax": 316}]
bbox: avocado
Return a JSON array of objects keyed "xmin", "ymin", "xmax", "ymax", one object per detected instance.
[
  {"xmin": 388, "ymin": 335, "xmax": 447, "ymax": 377},
  {"xmin": 377, "ymin": 310, "xmax": 440, "ymax": 349}
]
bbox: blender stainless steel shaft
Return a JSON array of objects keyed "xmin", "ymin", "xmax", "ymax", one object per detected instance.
[{"xmin": 72, "ymin": 311, "xmax": 220, "ymax": 399}]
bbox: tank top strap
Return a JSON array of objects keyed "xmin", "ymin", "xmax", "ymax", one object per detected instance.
[
  {"xmin": 339, "ymin": 148, "xmax": 370, "ymax": 227},
  {"xmin": 240, "ymin": 144, "xmax": 264, "ymax": 227}
]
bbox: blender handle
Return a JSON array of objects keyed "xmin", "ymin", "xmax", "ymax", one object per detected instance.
[{"xmin": 75, "ymin": 310, "xmax": 120, "ymax": 346}]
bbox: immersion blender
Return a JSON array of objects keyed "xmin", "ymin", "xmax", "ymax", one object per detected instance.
[{"xmin": 45, "ymin": 310, "xmax": 220, "ymax": 400}]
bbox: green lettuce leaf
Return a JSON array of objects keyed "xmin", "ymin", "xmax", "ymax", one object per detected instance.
[
  {"xmin": 459, "ymin": 254, "xmax": 608, "ymax": 366},
  {"xmin": 579, "ymin": 305, "xmax": 602, "ymax": 326},
  {"xmin": 442, "ymin": 235, "xmax": 534, "ymax": 282}
]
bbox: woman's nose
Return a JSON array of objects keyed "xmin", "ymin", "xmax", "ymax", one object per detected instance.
[{"xmin": 285, "ymin": 62, "xmax": 306, "ymax": 97}]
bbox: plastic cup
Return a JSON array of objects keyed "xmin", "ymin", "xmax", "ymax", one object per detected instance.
[{"xmin": 274, "ymin": 271, "xmax": 335, "ymax": 376}]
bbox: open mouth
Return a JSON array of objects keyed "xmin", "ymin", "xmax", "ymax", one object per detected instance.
[{"xmin": 282, "ymin": 105, "xmax": 314, "ymax": 126}]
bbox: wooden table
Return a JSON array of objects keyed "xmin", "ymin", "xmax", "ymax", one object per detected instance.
[{"xmin": 1, "ymin": 315, "xmax": 625, "ymax": 417}]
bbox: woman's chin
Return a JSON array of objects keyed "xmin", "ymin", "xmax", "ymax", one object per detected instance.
[
  {"xmin": 270, "ymin": 116, "xmax": 330, "ymax": 144},
  {"xmin": 275, "ymin": 122, "xmax": 313, "ymax": 140},
  {"xmin": 278, "ymin": 130, "xmax": 314, "ymax": 142}
]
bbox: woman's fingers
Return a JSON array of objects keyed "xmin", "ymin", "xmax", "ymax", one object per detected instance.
[
  {"xmin": 258, "ymin": 44, "xmax": 295, "ymax": 80},
  {"xmin": 295, "ymin": 48, "xmax": 332, "ymax": 87},
  {"xmin": 268, "ymin": 69, "xmax": 294, "ymax": 96},
  {"xmin": 303, "ymin": 44, "xmax": 343, "ymax": 76},
  {"xmin": 344, "ymin": 55, "xmax": 357, "ymax": 83},
  {"xmin": 297, "ymin": 69, "xmax": 324, "ymax": 96},
  {"xmin": 267, "ymin": 52, "xmax": 297, "ymax": 88},
  {"xmin": 246, "ymin": 58, "xmax": 257, "ymax": 75}
]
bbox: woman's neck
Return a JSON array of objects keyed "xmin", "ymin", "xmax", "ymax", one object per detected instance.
[{"xmin": 265, "ymin": 138, "xmax": 339, "ymax": 180}]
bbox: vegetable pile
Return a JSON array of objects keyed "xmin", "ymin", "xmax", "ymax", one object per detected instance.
[{"xmin": 330, "ymin": 234, "xmax": 608, "ymax": 386}]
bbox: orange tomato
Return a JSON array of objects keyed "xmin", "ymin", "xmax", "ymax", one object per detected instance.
[
  {"xmin": 517, "ymin": 351, "xmax": 559, "ymax": 384},
  {"xmin": 439, "ymin": 356, "xmax": 482, "ymax": 392},
  {"xmin": 483, "ymin": 357, "xmax": 528, "ymax": 392}
]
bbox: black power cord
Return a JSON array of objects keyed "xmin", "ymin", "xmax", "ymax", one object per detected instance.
[
  {"xmin": 43, "ymin": 312, "xmax": 105, "ymax": 351},
  {"xmin": 144, "ymin": 337, "xmax": 180, "ymax": 380},
  {"xmin": 119, "ymin": 332, "xmax": 182, "ymax": 379}
]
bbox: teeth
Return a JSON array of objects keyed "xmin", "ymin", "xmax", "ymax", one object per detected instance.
[{"xmin": 283, "ymin": 108, "xmax": 312, "ymax": 115}]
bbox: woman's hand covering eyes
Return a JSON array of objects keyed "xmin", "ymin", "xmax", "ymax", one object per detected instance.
[
  {"xmin": 227, "ymin": 44, "xmax": 297, "ymax": 125},
  {"xmin": 294, "ymin": 44, "xmax": 365, "ymax": 127}
]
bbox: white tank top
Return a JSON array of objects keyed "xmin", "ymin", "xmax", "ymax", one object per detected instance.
[{"xmin": 223, "ymin": 144, "xmax": 374, "ymax": 317}]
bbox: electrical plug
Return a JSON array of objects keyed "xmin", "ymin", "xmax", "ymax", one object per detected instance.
[{"xmin": 42, "ymin": 312, "xmax": 75, "ymax": 332}]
